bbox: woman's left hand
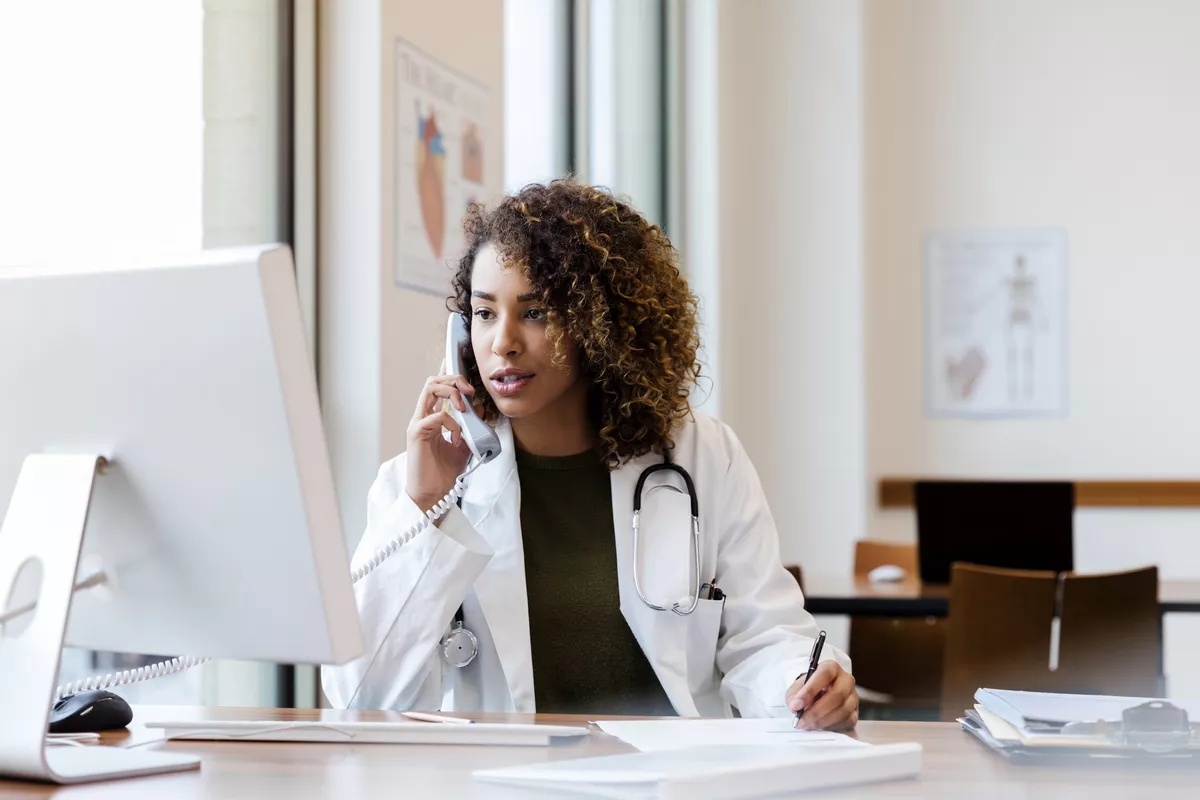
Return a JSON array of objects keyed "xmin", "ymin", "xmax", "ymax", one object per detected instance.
[{"xmin": 785, "ymin": 661, "xmax": 858, "ymax": 731}]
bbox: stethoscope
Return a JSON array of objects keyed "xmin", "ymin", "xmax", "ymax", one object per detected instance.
[
  {"xmin": 632, "ymin": 452, "xmax": 702, "ymax": 616},
  {"xmin": 438, "ymin": 452, "xmax": 702, "ymax": 668}
]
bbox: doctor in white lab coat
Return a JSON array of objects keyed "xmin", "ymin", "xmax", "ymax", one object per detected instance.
[{"xmin": 322, "ymin": 180, "xmax": 858, "ymax": 730}]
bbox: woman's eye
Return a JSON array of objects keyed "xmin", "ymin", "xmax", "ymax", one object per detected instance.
[
  {"xmin": 473, "ymin": 308, "xmax": 494, "ymax": 321},
  {"xmin": 526, "ymin": 307, "xmax": 547, "ymax": 321}
]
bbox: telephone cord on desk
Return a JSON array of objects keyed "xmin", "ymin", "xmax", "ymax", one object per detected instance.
[
  {"xmin": 53, "ymin": 459, "xmax": 482, "ymax": 701},
  {"xmin": 55, "ymin": 656, "xmax": 210, "ymax": 702}
]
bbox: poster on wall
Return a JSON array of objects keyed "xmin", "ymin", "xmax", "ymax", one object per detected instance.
[
  {"xmin": 394, "ymin": 39, "xmax": 489, "ymax": 295},
  {"xmin": 925, "ymin": 229, "xmax": 1068, "ymax": 418}
]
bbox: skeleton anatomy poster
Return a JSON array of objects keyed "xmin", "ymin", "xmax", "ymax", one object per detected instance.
[
  {"xmin": 394, "ymin": 39, "xmax": 489, "ymax": 295},
  {"xmin": 925, "ymin": 229, "xmax": 1068, "ymax": 418}
]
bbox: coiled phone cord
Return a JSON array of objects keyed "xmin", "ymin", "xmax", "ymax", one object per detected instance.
[
  {"xmin": 55, "ymin": 655, "xmax": 210, "ymax": 702},
  {"xmin": 53, "ymin": 459, "xmax": 482, "ymax": 701},
  {"xmin": 347, "ymin": 460, "xmax": 480, "ymax": 584}
]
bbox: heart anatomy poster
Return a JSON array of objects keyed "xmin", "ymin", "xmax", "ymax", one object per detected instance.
[
  {"xmin": 394, "ymin": 39, "xmax": 489, "ymax": 295},
  {"xmin": 925, "ymin": 229, "xmax": 1068, "ymax": 418}
]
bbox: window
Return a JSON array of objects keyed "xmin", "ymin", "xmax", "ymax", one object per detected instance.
[{"xmin": 0, "ymin": 0, "xmax": 293, "ymax": 706}]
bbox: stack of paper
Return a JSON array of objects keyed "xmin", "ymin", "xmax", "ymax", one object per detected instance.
[
  {"xmin": 960, "ymin": 689, "xmax": 1200, "ymax": 762},
  {"xmin": 593, "ymin": 718, "xmax": 868, "ymax": 752},
  {"xmin": 474, "ymin": 742, "xmax": 922, "ymax": 800}
]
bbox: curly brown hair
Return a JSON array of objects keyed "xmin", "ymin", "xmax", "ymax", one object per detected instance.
[{"xmin": 449, "ymin": 179, "xmax": 701, "ymax": 467}]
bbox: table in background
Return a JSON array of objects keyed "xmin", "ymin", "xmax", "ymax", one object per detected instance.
[
  {"xmin": 2, "ymin": 706, "xmax": 1198, "ymax": 798},
  {"xmin": 803, "ymin": 575, "xmax": 1200, "ymax": 617}
]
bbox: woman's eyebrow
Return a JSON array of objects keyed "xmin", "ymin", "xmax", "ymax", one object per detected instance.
[{"xmin": 471, "ymin": 290, "xmax": 541, "ymax": 303}]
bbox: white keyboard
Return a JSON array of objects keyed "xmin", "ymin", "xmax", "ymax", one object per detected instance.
[{"xmin": 144, "ymin": 719, "xmax": 590, "ymax": 747}]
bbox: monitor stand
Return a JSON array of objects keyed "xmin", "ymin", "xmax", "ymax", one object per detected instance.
[{"xmin": 0, "ymin": 454, "xmax": 200, "ymax": 784}]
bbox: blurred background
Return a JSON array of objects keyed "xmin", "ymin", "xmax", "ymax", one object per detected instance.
[{"xmin": 3, "ymin": 0, "xmax": 1199, "ymax": 716}]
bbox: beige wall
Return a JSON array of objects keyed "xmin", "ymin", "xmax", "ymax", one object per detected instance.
[
  {"xmin": 713, "ymin": 0, "xmax": 866, "ymax": 579},
  {"xmin": 319, "ymin": 0, "xmax": 504, "ymax": 554},
  {"xmin": 863, "ymin": 0, "xmax": 1200, "ymax": 695}
]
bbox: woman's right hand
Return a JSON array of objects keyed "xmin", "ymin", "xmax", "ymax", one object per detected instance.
[{"xmin": 405, "ymin": 372, "xmax": 477, "ymax": 510}]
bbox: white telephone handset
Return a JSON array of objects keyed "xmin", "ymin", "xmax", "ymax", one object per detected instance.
[
  {"xmin": 54, "ymin": 317, "xmax": 503, "ymax": 700},
  {"xmin": 445, "ymin": 313, "xmax": 501, "ymax": 465}
]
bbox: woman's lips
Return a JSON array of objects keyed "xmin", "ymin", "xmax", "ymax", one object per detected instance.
[{"xmin": 490, "ymin": 371, "xmax": 535, "ymax": 397}]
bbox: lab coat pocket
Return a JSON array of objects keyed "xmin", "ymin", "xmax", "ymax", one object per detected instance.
[{"xmin": 685, "ymin": 597, "xmax": 724, "ymax": 694}]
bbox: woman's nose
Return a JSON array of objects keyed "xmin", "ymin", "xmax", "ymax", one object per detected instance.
[{"xmin": 492, "ymin": 316, "xmax": 522, "ymax": 357}]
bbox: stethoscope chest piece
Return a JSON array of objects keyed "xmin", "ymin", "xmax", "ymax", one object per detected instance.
[{"xmin": 442, "ymin": 620, "xmax": 478, "ymax": 668}]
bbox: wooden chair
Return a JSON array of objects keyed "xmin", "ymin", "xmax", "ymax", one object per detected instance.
[
  {"xmin": 1057, "ymin": 566, "xmax": 1160, "ymax": 698},
  {"xmin": 849, "ymin": 540, "xmax": 945, "ymax": 718},
  {"xmin": 940, "ymin": 563, "xmax": 1160, "ymax": 720}
]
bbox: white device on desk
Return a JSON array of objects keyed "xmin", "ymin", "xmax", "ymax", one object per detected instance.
[
  {"xmin": 145, "ymin": 718, "xmax": 587, "ymax": 746},
  {"xmin": 868, "ymin": 564, "xmax": 907, "ymax": 584},
  {"xmin": 0, "ymin": 246, "xmax": 363, "ymax": 785}
]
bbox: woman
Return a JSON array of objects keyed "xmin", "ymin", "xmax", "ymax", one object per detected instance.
[{"xmin": 322, "ymin": 180, "xmax": 857, "ymax": 730}]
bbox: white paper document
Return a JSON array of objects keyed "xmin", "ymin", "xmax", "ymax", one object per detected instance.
[
  {"xmin": 474, "ymin": 742, "xmax": 922, "ymax": 800},
  {"xmin": 594, "ymin": 718, "xmax": 868, "ymax": 753}
]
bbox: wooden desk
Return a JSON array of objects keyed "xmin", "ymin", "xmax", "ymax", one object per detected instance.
[
  {"xmin": 2, "ymin": 706, "xmax": 1197, "ymax": 798},
  {"xmin": 803, "ymin": 575, "xmax": 1200, "ymax": 617}
]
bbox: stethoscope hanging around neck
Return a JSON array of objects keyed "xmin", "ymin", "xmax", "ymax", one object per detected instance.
[
  {"xmin": 632, "ymin": 449, "xmax": 702, "ymax": 616},
  {"xmin": 441, "ymin": 447, "xmax": 705, "ymax": 669}
]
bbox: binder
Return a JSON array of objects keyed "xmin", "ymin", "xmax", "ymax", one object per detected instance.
[{"xmin": 961, "ymin": 688, "xmax": 1200, "ymax": 762}]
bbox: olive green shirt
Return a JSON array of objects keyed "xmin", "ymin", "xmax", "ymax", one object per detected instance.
[{"xmin": 517, "ymin": 448, "xmax": 676, "ymax": 716}]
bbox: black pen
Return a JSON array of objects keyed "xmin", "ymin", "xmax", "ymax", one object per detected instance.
[{"xmin": 795, "ymin": 630, "xmax": 826, "ymax": 722}]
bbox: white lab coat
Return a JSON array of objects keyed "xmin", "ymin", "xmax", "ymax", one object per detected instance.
[{"xmin": 321, "ymin": 412, "xmax": 849, "ymax": 717}]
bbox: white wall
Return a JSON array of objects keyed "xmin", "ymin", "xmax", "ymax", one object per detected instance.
[
  {"xmin": 713, "ymin": 0, "xmax": 866, "ymax": 580},
  {"xmin": 319, "ymin": 0, "xmax": 504, "ymax": 555},
  {"xmin": 319, "ymin": 0, "xmax": 384, "ymax": 557},
  {"xmin": 863, "ymin": 0, "xmax": 1200, "ymax": 695}
]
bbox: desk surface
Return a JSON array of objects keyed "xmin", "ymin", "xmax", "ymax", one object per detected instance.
[
  {"xmin": 3, "ymin": 705, "xmax": 1198, "ymax": 798},
  {"xmin": 803, "ymin": 575, "xmax": 1200, "ymax": 617}
]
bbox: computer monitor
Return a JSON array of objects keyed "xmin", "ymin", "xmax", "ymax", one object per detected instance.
[
  {"xmin": 0, "ymin": 245, "xmax": 362, "ymax": 783},
  {"xmin": 914, "ymin": 480, "xmax": 1075, "ymax": 584}
]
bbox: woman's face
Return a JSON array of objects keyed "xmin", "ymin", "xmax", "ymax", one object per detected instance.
[{"xmin": 468, "ymin": 244, "xmax": 582, "ymax": 420}]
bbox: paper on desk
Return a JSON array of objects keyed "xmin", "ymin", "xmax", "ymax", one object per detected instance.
[
  {"xmin": 973, "ymin": 705, "xmax": 1022, "ymax": 743},
  {"xmin": 475, "ymin": 743, "xmax": 920, "ymax": 800},
  {"xmin": 594, "ymin": 718, "xmax": 868, "ymax": 752}
]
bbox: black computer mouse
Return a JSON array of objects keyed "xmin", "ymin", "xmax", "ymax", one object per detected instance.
[{"xmin": 48, "ymin": 689, "xmax": 134, "ymax": 734}]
